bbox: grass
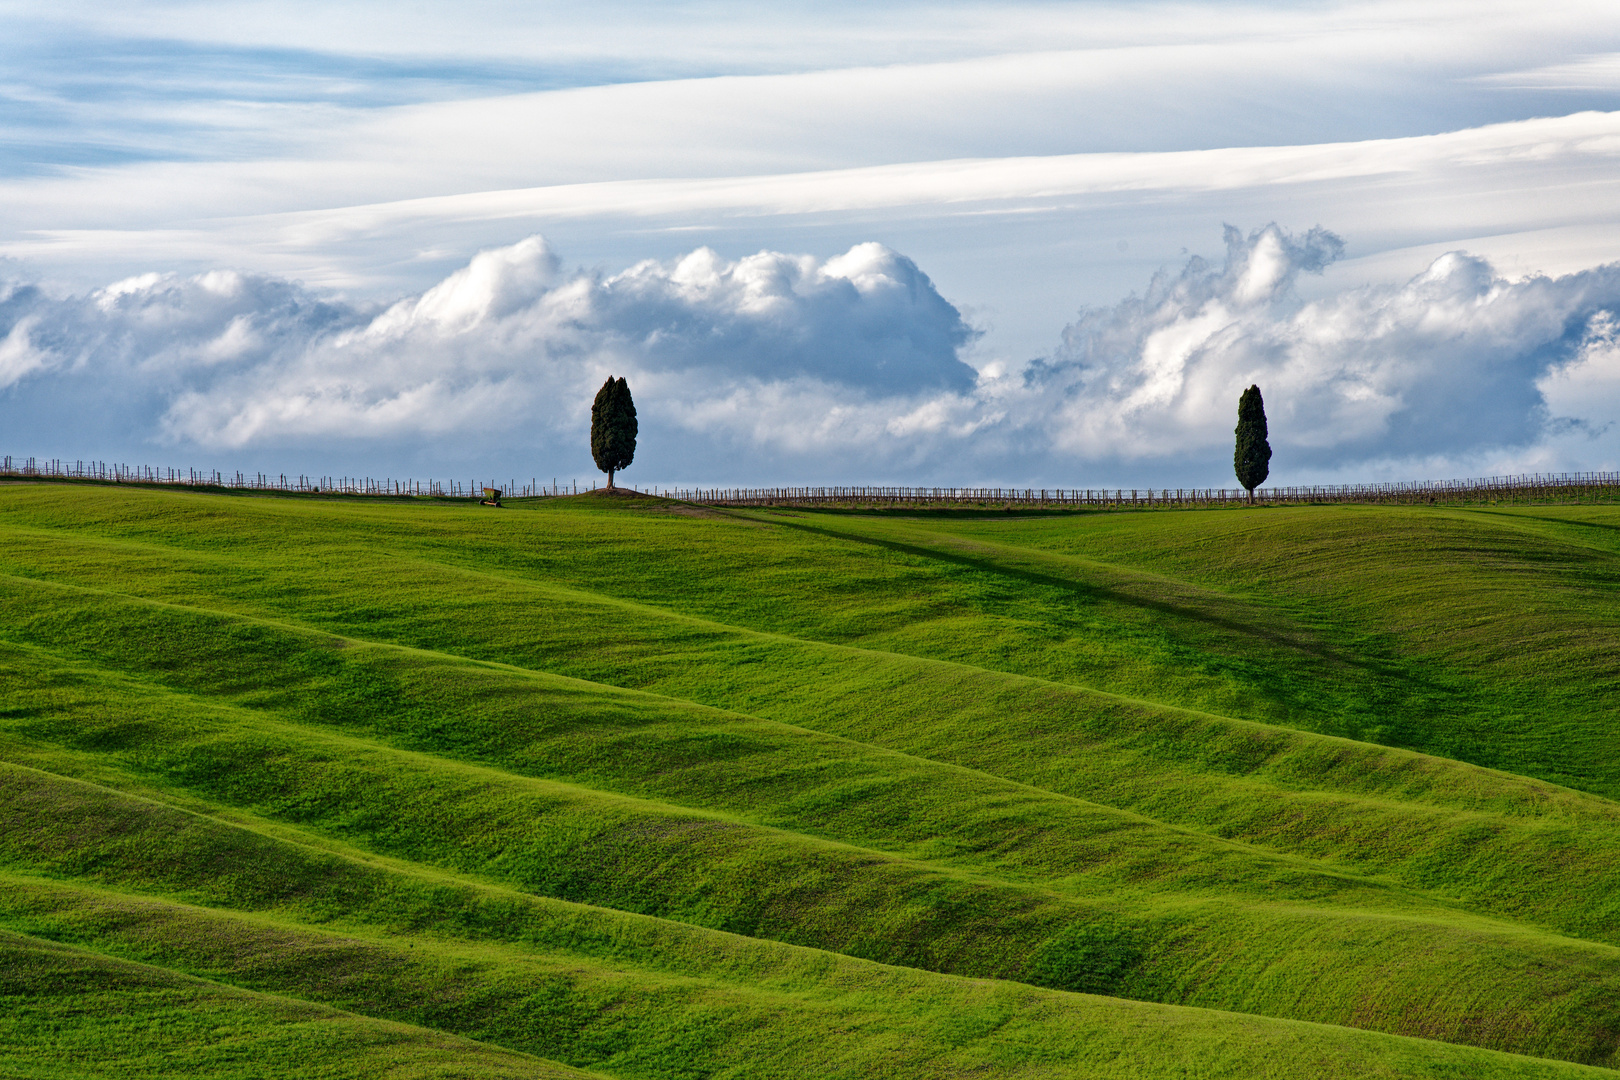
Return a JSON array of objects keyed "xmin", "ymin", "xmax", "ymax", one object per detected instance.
[
  {"xmin": 1, "ymin": 483, "xmax": 1618, "ymax": 1076},
  {"xmin": 0, "ymin": 930, "xmax": 598, "ymax": 1080},
  {"xmin": 12, "ymin": 873, "xmax": 1611, "ymax": 1080}
]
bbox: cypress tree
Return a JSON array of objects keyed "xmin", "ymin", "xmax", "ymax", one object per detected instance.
[
  {"xmin": 591, "ymin": 376, "xmax": 637, "ymax": 489},
  {"xmin": 1233, "ymin": 384, "xmax": 1271, "ymax": 503}
]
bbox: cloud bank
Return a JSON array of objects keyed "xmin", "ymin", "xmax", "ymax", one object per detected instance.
[
  {"xmin": 0, "ymin": 239, "xmax": 981, "ymax": 476},
  {"xmin": 1024, "ymin": 224, "xmax": 1620, "ymax": 475},
  {"xmin": 2, "ymin": 229, "xmax": 1619, "ymax": 485}
]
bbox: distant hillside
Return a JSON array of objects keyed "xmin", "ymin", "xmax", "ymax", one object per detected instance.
[{"xmin": 2, "ymin": 484, "xmax": 1618, "ymax": 1079}]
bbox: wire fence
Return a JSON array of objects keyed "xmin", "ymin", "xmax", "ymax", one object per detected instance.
[
  {"xmin": 0, "ymin": 457, "xmax": 589, "ymax": 499},
  {"xmin": 667, "ymin": 474, "xmax": 1620, "ymax": 508},
  {"xmin": 3, "ymin": 455, "xmax": 1618, "ymax": 509}
]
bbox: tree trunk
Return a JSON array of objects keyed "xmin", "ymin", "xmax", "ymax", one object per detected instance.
[
  {"xmin": 1246, "ymin": 486, "xmax": 1254, "ymax": 505},
  {"xmin": 608, "ymin": 468, "xmax": 615, "ymax": 490}
]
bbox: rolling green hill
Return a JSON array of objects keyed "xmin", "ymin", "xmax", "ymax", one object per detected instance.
[{"xmin": 2, "ymin": 482, "xmax": 1618, "ymax": 1078}]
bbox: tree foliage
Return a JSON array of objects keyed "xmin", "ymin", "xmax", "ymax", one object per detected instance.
[
  {"xmin": 591, "ymin": 376, "xmax": 638, "ymax": 488},
  {"xmin": 1234, "ymin": 384, "xmax": 1271, "ymax": 499}
]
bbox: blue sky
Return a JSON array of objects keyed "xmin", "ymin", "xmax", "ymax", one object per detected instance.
[{"xmin": 4, "ymin": 0, "xmax": 1620, "ymax": 486}]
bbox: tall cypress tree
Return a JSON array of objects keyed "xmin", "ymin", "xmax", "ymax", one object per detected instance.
[
  {"xmin": 591, "ymin": 376, "xmax": 637, "ymax": 489},
  {"xmin": 1233, "ymin": 384, "xmax": 1271, "ymax": 503}
]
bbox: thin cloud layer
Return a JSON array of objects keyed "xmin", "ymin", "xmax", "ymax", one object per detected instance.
[{"xmin": 1, "ymin": 229, "xmax": 1618, "ymax": 484}]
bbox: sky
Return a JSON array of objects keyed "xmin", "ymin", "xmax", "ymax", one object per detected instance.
[{"xmin": 4, "ymin": 0, "xmax": 1620, "ymax": 488}]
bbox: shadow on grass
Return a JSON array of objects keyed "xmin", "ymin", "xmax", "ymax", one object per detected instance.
[{"xmin": 741, "ymin": 508, "xmax": 1471, "ymax": 752}]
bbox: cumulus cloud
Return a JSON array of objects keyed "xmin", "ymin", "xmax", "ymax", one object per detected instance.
[
  {"xmin": 170, "ymin": 237, "xmax": 978, "ymax": 450},
  {"xmin": 1019, "ymin": 223, "xmax": 1620, "ymax": 477},
  {"xmin": 1539, "ymin": 311, "xmax": 1620, "ymax": 441},
  {"xmin": 0, "ymin": 237, "xmax": 981, "ymax": 473},
  {"xmin": 3, "ymin": 228, "xmax": 1620, "ymax": 484}
]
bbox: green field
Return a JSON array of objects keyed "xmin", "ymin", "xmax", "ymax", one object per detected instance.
[{"xmin": 2, "ymin": 482, "xmax": 1618, "ymax": 1078}]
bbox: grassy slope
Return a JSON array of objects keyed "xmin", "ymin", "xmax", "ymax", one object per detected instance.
[
  {"xmin": 5, "ymin": 497, "xmax": 1612, "ymax": 946},
  {"xmin": 0, "ymin": 768, "xmax": 1609, "ymax": 1080},
  {"xmin": 1, "ymin": 484, "xmax": 1617, "ymax": 1076},
  {"xmin": 903, "ymin": 505, "xmax": 1620, "ymax": 792},
  {"xmin": 0, "ymin": 930, "xmax": 599, "ymax": 1080},
  {"xmin": 11, "ymin": 877, "xmax": 1606, "ymax": 1080},
  {"xmin": 6, "ymin": 632, "xmax": 1619, "ymax": 1061}
]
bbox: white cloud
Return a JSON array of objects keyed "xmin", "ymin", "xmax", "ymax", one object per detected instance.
[
  {"xmin": 1024, "ymin": 224, "xmax": 1620, "ymax": 476},
  {"xmin": 1539, "ymin": 311, "xmax": 1620, "ymax": 442},
  {"xmin": 4, "ymin": 229, "xmax": 1620, "ymax": 485},
  {"xmin": 1477, "ymin": 52, "xmax": 1620, "ymax": 91},
  {"xmin": 0, "ymin": 238, "xmax": 978, "ymax": 462},
  {"xmin": 9, "ymin": 107, "xmax": 1620, "ymax": 380},
  {"xmin": 5, "ymin": 0, "xmax": 1620, "ymax": 411},
  {"xmin": 0, "ymin": 313, "xmax": 45, "ymax": 386}
]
